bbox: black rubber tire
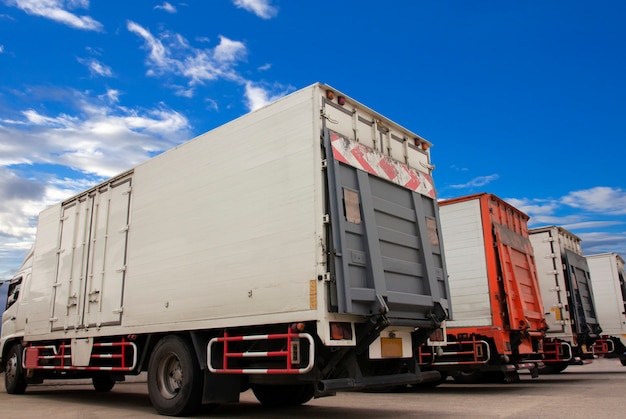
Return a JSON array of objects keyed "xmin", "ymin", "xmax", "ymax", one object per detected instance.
[
  {"xmin": 251, "ymin": 383, "xmax": 315, "ymax": 407},
  {"xmin": 4, "ymin": 344, "xmax": 27, "ymax": 394},
  {"xmin": 620, "ymin": 358, "xmax": 626, "ymax": 367},
  {"xmin": 92, "ymin": 373, "xmax": 116, "ymax": 392},
  {"xmin": 540, "ymin": 363, "xmax": 568, "ymax": 374},
  {"xmin": 147, "ymin": 336, "xmax": 203, "ymax": 416},
  {"xmin": 451, "ymin": 369, "xmax": 484, "ymax": 384}
]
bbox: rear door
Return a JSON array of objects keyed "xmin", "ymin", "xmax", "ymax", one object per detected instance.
[
  {"xmin": 563, "ymin": 249, "xmax": 600, "ymax": 335},
  {"xmin": 493, "ymin": 224, "xmax": 544, "ymax": 332},
  {"xmin": 51, "ymin": 174, "xmax": 132, "ymax": 331},
  {"xmin": 323, "ymin": 127, "xmax": 449, "ymax": 327}
]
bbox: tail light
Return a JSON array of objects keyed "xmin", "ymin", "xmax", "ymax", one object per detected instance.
[{"xmin": 330, "ymin": 322, "xmax": 353, "ymax": 340}]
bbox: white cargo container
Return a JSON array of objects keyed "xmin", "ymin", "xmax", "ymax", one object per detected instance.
[
  {"xmin": 1, "ymin": 83, "xmax": 450, "ymax": 415},
  {"xmin": 586, "ymin": 253, "xmax": 626, "ymax": 365},
  {"xmin": 529, "ymin": 226, "xmax": 602, "ymax": 372}
]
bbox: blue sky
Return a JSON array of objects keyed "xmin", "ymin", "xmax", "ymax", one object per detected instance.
[{"xmin": 0, "ymin": 0, "xmax": 625, "ymax": 282}]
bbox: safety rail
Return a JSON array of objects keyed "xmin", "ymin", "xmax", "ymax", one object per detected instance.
[
  {"xmin": 542, "ymin": 339, "xmax": 573, "ymax": 363},
  {"xmin": 207, "ymin": 329, "xmax": 315, "ymax": 374},
  {"xmin": 592, "ymin": 338, "xmax": 615, "ymax": 355},
  {"xmin": 22, "ymin": 340, "xmax": 137, "ymax": 371},
  {"xmin": 418, "ymin": 337, "xmax": 490, "ymax": 366}
]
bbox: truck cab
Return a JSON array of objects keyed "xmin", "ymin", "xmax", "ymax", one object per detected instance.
[{"xmin": 1, "ymin": 251, "xmax": 31, "ymax": 359}]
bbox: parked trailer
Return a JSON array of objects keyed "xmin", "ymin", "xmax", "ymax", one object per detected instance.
[
  {"xmin": 418, "ymin": 193, "xmax": 545, "ymax": 384},
  {"xmin": 529, "ymin": 226, "xmax": 604, "ymax": 373},
  {"xmin": 586, "ymin": 253, "xmax": 626, "ymax": 365},
  {"xmin": 0, "ymin": 83, "xmax": 450, "ymax": 416}
]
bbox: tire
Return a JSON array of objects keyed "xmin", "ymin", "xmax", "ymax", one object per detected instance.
[
  {"xmin": 540, "ymin": 363, "xmax": 568, "ymax": 374},
  {"xmin": 451, "ymin": 369, "xmax": 484, "ymax": 384},
  {"xmin": 4, "ymin": 344, "xmax": 28, "ymax": 394},
  {"xmin": 148, "ymin": 336, "xmax": 203, "ymax": 416},
  {"xmin": 620, "ymin": 358, "xmax": 626, "ymax": 367},
  {"xmin": 92, "ymin": 373, "xmax": 116, "ymax": 392},
  {"xmin": 251, "ymin": 383, "xmax": 315, "ymax": 407}
]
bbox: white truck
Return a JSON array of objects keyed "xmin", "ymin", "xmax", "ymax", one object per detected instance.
[
  {"xmin": 529, "ymin": 226, "xmax": 603, "ymax": 373},
  {"xmin": 1, "ymin": 83, "xmax": 450, "ymax": 416},
  {"xmin": 586, "ymin": 252, "xmax": 626, "ymax": 365}
]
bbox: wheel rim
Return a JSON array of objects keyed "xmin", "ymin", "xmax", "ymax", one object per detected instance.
[
  {"xmin": 6, "ymin": 353, "xmax": 18, "ymax": 383},
  {"xmin": 156, "ymin": 352, "xmax": 183, "ymax": 399}
]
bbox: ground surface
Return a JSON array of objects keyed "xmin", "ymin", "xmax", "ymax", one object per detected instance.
[{"xmin": 1, "ymin": 358, "xmax": 624, "ymax": 418}]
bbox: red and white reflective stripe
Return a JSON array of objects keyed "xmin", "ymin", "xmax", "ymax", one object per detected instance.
[
  {"xmin": 22, "ymin": 341, "xmax": 138, "ymax": 371},
  {"xmin": 207, "ymin": 332, "xmax": 315, "ymax": 375},
  {"xmin": 330, "ymin": 131, "xmax": 436, "ymax": 199}
]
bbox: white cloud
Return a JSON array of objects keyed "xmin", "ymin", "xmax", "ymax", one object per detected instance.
[
  {"xmin": 126, "ymin": 21, "xmax": 292, "ymax": 110},
  {"xmin": 258, "ymin": 63, "xmax": 271, "ymax": 71},
  {"xmin": 127, "ymin": 21, "xmax": 246, "ymax": 91},
  {"xmin": 577, "ymin": 231, "xmax": 626, "ymax": 256},
  {"xmin": 213, "ymin": 36, "xmax": 246, "ymax": 63},
  {"xmin": 8, "ymin": 0, "xmax": 103, "ymax": 31},
  {"xmin": 0, "ymin": 88, "xmax": 190, "ymax": 177},
  {"xmin": 233, "ymin": 0, "xmax": 277, "ymax": 19},
  {"xmin": 78, "ymin": 57, "xmax": 113, "ymax": 77},
  {"xmin": 561, "ymin": 187, "xmax": 626, "ymax": 215},
  {"xmin": 127, "ymin": 21, "xmax": 169, "ymax": 69},
  {"xmin": 449, "ymin": 174, "xmax": 499, "ymax": 189},
  {"xmin": 243, "ymin": 81, "xmax": 291, "ymax": 111},
  {"xmin": 561, "ymin": 221, "xmax": 623, "ymax": 230},
  {"xmin": 154, "ymin": 2, "xmax": 176, "ymax": 13},
  {"xmin": 99, "ymin": 89, "xmax": 120, "ymax": 103},
  {"xmin": 504, "ymin": 197, "xmax": 558, "ymax": 217},
  {"xmin": 0, "ymin": 45, "xmax": 4, "ymax": 54}
]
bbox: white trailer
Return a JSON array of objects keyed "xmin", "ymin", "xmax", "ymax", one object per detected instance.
[
  {"xmin": 529, "ymin": 226, "xmax": 602, "ymax": 372},
  {"xmin": 1, "ymin": 83, "xmax": 450, "ymax": 415},
  {"xmin": 586, "ymin": 253, "xmax": 626, "ymax": 365}
]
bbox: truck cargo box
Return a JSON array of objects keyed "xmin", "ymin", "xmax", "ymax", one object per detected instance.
[
  {"xmin": 2, "ymin": 83, "xmax": 450, "ymax": 415},
  {"xmin": 529, "ymin": 226, "xmax": 602, "ymax": 369},
  {"xmin": 586, "ymin": 252, "xmax": 626, "ymax": 364},
  {"xmin": 418, "ymin": 193, "xmax": 545, "ymax": 383}
]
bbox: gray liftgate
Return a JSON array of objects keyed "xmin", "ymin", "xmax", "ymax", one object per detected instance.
[
  {"xmin": 323, "ymin": 127, "xmax": 448, "ymax": 328},
  {"xmin": 563, "ymin": 249, "xmax": 601, "ymax": 335}
]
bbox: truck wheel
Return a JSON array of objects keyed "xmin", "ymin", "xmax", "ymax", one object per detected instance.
[
  {"xmin": 4, "ymin": 344, "xmax": 28, "ymax": 394},
  {"xmin": 148, "ymin": 336, "xmax": 202, "ymax": 416},
  {"xmin": 92, "ymin": 373, "xmax": 116, "ymax": 392},
  {"xmin": 251, "ymin": 383, "xmax": 314, "ymax": 407}
]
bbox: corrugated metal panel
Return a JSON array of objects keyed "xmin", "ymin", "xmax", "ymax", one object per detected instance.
[
  {"xmin": 563, "ymin": 249, "xmax": 600, "ymax": 335},
  {"xmin": 493, "ymin": 224, "xmax": 544, "ymax": 331},
  {"xmin": 529, "ymin": 229, "xmax": 570, "ymax": 337},
  {"xmin": 439, "ymin": 199, "xmax": 492, "ymax": 327},
  {"xmin": 51, "ymin": 175, "xmax": 132, "ymax": 331},
  {"xmin": 324, "ymin": 127, "xmax": 449, "ymax": 326},
  {"xmin": 587, "ymin": 253, "xmax": 626, "ymax": 340}
]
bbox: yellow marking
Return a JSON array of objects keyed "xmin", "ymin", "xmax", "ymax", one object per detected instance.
[
  {"xmin": 381, "ymin": 337, "xmax": 403, "ymax": 358},
  {"xmin": 309, "ymin": 280, "xmax": 317, "ymax": 310}
]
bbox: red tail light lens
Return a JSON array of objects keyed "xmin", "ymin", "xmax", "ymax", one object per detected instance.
[
  {"xmin": 429, "ymin": 328, "xmax": 445, "ymax": 342},
  {"xmin": 330, "ymin": 322, "xmax": 353, "ymax": 340}
]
